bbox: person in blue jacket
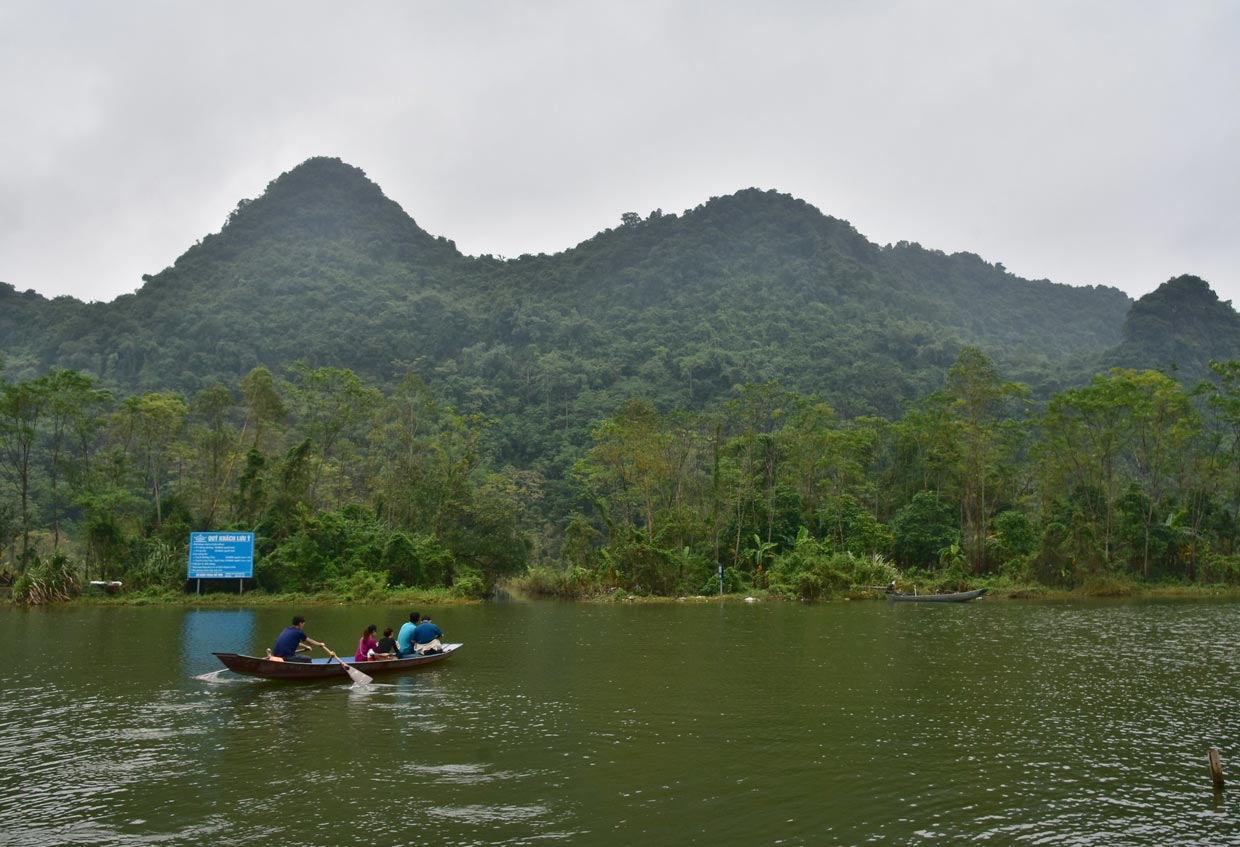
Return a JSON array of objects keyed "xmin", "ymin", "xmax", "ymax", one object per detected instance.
[
  {"xmin": 412, "ymin": 614, "xmax": 444, "ymax": 654},
  {"xmin": 271, "ymin": 615, "xmax": 326, "ymax": 663}
]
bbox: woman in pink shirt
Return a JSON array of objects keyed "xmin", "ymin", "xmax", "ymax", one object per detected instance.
[{"xmin": 354, "ymin": 624, "xmax": 379, "ymax": 661}]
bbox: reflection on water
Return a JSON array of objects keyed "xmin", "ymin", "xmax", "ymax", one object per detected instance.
[
  {"xmin": 2, "ymin": 601, "xmax": 1240, "ymax": 845},
  {"xmin": 179, "ymin": 609, "xmax": 256, "ymax": 675}
]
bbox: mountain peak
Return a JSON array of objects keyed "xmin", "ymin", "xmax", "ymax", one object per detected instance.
[
  {"xmin": 137, "ymin": 157, "xmax": 460, "ymax": 294},
  {"xmin": 1106, "ymin": 274, "xmax": 1240, "ymax": 378},
  {"xmin": 220, "ymin": 156, "xmax": 447, "ymax": 249}
]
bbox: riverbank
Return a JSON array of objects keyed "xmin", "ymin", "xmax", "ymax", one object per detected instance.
[
  {"xmin": 6, "ymin": 576, "xmax": 1240, "ymax": 607},
  {"xmin": 10, "ymin": 585, "xmax": 479, "ymax": 608}
]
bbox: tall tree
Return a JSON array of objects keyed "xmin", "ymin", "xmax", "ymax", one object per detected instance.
[
  {"xmin": 239, "ymin": 365, "xmax": 286, "ymax": 453},
  {"xmin": 1117, "ymin": 370, "xmax": 1198, "ymax": 577},
  {"xmin": 0, "ymin": 377, "xmax": 49, "ymax": 564},
  {"xmin": 44, "ymin": 370, "xmax": 110, "ymax": 549},
  {"xmin": 284, "ymin": 364, "xmax": 381, "ymax": 507},
  {"xmin": 945, "ymin": 347, "xmax": 1028, "ymax": 573},
  {"xmin": 186, "ymin": 382, "xmax": 240, "ymax": 525},
  {"xmin": 116, "ymin": 392, "xmax": 188, "ymax": 528}
]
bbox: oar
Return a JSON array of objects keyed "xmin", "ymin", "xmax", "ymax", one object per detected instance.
[{"xmin": 326, "ymin": 649, "xmax": 373, "ymax": 685}]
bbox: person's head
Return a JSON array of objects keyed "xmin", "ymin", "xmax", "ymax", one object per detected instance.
[
  {"xmin": 383, "ymin": 627, "xmax": 393, "ymax": 637},
  {"xmin": 363, "ymin": 623, "xmax": 377, "ymax": 637},
  {"xmin": 292, "ymin": 615, "xmax": 306, "ymax": 629},
  {"xmin": 409, "ymin": 611, "xmax": 421, "ymax": 624}
]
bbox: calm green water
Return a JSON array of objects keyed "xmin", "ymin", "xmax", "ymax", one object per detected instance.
[{"xmin": 3, "ymin": 599, "xmax": 1240, "ymax": 846}]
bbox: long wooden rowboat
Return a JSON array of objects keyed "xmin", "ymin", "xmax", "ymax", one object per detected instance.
[
  {"xmin": 886, "ymin": 588, "xmax": 988, "ymax": 603},
  {"xmin": 213, "ymin": 643, "xmax": 462, "ymax": 681}
]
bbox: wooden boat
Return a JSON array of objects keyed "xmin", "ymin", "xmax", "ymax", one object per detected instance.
[
  {"xmin": 886, "ymin": 588, "xmax": 988, "ymax": 603},
  {"xmin": 213, "ymin": 643, "xmax": 462, "ymax": 681}
]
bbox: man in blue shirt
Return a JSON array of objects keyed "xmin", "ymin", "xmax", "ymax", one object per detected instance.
[
  {"xmin": 271, "ymin": 615, "xmax": 326, "ymax": 663},
  {"xmin": 396, "ymin": 611, "xmax": 421, "ymax": 658},
  {"xmin": 412, "ymin": 615, "xmax": 444, "ymax": 654}
]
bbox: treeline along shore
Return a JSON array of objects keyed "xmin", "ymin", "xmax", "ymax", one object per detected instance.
[{"xmin": 5, "ymin": 346, "xmax": 1240, "ymax": 604}]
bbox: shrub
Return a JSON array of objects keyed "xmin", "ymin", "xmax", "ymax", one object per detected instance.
[
  {"xmin": 891, "ymin": 493, "xmax": 959, "ymax": 568},
  {"xmin": 126, "ymin": 538, "xmax": 185, "ymax": 591},
  {"xmin": 767, "ymin": 532, "xmax": 856, "ymax": 600},
  {"xmin": 381, "ymin": 532, "xmax": 423, "ymax": 587},
  {"xmin": 331, "ymin": 569, "xmax": 389, "ymax": 601},
  {"xmin": 818, "ymin": 495, "xmax": 894, "ymax": 556},
  {"xmin": 610, "ymin": 540, "xmax": 677, "ymax": 595},
  {"xmin": 1196, "ymin": 551, "xmax": 1240, "ymax": 585},
  {"xmin": 452, "ymin": 569, "xmax": 487, "ymax": 599},
  {"xmin": 14, "ymin": 553, "xmax": 81, "ymax": 604},
  {"xmin": 989, "ymin": 510, "xmax": 1037, "ymax": 566}
]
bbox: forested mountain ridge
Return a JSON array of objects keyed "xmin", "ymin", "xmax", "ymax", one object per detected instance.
[
  {"xmin": 2, "ymin": 156, "xmax": 1135, "ymax": 415},
  {"xmin": 18, "ymin": 154, "xmax": 1240, "ymax": 481}
]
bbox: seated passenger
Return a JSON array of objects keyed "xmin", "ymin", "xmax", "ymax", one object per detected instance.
[
  {"xmin": 372, "ymin": 627, "xmax": 398, "ymax": 659},
  {"xmin": 413, "ymin": 615, "xmax": 444, "ymax": 654},
  {"xmin": 396, "ymin": 611, "xmax": 421, "ymax": 658},
  {"xmin": 354, "ymin": 624, "xmax": 379, "ymax": 662}
]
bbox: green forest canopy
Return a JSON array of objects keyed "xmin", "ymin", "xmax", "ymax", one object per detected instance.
[
  {"xmin": 5, "ymin": 350, "xmax": 1240, "ymax": 600},
  {"xmin": 1, "ymin": 157, "xmax": 1237, "ymax": 598}
]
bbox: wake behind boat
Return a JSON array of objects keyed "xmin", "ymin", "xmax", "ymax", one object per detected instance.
[
  {"xmin": 886, "ymin": 588, "xmax": 988, "ymax": 603},
  {"xmin": 213, "ymin": 643, "xmax": 463, "ymax": 681}
]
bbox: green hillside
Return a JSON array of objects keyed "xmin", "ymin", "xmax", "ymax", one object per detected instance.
[
  {"xmin": 2, "ymin": 157, "xmax": 1131, "ymax": 413},
  {"xmin": 9, "ymin": 156, "xmax": 1240, "ymax": 602}
]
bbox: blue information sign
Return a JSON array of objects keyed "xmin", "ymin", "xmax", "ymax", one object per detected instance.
[{"xmin": 188, "ymin": 532, "xmax": 255, "ymax": 579}]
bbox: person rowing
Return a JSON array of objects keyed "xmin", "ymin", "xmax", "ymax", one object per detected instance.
[{"xmin": 270, "ymin": 615, "xmax": 327, "ymax": 663}]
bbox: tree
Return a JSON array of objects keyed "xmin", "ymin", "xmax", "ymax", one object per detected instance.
[
  {"xmin": 0, "ymin": 377, "xmax": 50, "ymax": 564},
  {"xmin": 186, "ymin": 382, "xmax": 240, "ymax": 525},
  {"xmin": 43, "ymin": 370, "xmax": 110, "ymax": 549},
  {"xmin": 1039, "ymin": 369, "xmax": 1199, "ymax": 578},
  {"xmin": 284, "ymin": 364, "xmax": 381, "ymax": 507},
  {"xmin": 1117, "ymin": 370, "xmax": 1198, "ymax": 577},
  {"xmin": 944, "ymin": 347, "xmax": 1029, "ymax": 573},
  {"xmin": 115, "ymin": 392, "xmax": 188, "ymax": 528},
  {"xmin": 239, "ymin": 365, "xmax": 286, "ymax": 453},
  {"xmin": 1201, "ymin": 359, "xmax": 1240, "ymax": 554},
  {"xmin": 577, "ymin": 398, "xmax": 670, "ymax": 543},
  {"xmin": 890, "ymin": 491, "xmax": 959, "ymax": 569},
  {"xmin": 773, "ymin": 396, "xmax": 838, "ymax": 532}
]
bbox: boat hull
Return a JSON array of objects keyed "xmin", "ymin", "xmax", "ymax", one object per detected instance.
[
  {"xmin": 213, "ymin": 643, "xmax": 462, "ymax": 680},
  {"xmin": 886, "ymin": 588, "xmax": 988, "ymax": 603}
]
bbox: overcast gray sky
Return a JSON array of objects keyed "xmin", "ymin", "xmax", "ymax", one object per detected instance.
[{"xmin": 1, "ymin": 1, "xmax": 1236, "ymax": 305}]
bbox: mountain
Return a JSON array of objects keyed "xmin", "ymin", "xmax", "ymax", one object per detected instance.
[
  {"xmin": 1, "ymin": 158, "xmax": 468, "ymax": 392},
  {"xmin": 1103, "ymin": 274, "xmax": 1240, "ymax": 381},
  {"xmin": 0, "ymin": 155, "xmax": 1167, "ymax": 473}
]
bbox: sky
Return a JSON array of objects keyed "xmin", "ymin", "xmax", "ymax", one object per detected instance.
[{"xmin": 1, "ymin": 1, "xmax": 1237, "ymax": 305}]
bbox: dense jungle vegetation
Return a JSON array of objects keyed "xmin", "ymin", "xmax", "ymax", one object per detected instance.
[
  {"xmin": 7, "ymin": 347, "xmax": 1240, "ymax": 602},
  {"xmin": 2, "ymin": 157, "xmax": 1239, "ymax": 601}
]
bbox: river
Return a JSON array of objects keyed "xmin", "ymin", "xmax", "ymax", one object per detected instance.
[{"xmin": 2, "ymin": 598, "xmax": 1239, "ymax": 845}]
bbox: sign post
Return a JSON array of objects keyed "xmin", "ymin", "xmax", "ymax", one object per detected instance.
[
  {"xmin": 188, "ymin": 532, "xmax": 255, "ymax": 595},
  {"xmin": 717, "ymin": 563, "xmax": 724, "ymax": 596}
]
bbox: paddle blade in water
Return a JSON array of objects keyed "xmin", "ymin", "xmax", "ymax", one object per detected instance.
[
  {"xmin": 327, "ymin": 650, "xmax": 373, "ymax": 686},
  {"xmin": 344, "ymin": 663, "xmax": 373, "ymax": 686}
]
